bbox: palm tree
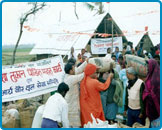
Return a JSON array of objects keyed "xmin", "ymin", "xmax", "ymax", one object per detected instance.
[
  {"xmin": 72, "ymin": 2, "xmax": 105, "ymax": 20},
  {"xmin": 83, "ymin": 2, "xmax": 105, "ymax": 15}
]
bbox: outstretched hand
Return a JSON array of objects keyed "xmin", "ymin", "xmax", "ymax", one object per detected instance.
[{"xmin": 109, "ymin": 73, "xmax": 114, "ymax": 80}]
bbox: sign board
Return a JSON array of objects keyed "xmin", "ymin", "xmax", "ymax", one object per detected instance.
[
  {"xmin": 2, "ymin": 55, "xmax": 65, "ymax": 102},
  {"xmin": 91, "ymin": 37, "xmax": 123, "ymax": 54}
]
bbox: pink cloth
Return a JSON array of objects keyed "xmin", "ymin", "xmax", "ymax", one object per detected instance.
[{"xmin": 143, "ymin": 59, "xmax": 160, "ymax": 120}]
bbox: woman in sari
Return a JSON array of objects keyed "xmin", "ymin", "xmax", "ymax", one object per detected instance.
[{"xmin": 142, "ymin": 59, "xmax": 160, "ymax": 128}]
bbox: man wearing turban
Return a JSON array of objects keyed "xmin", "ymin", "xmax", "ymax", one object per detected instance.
[{"xmin": 80, "ymin": 63, "xmax": 114, "ymax": 127}]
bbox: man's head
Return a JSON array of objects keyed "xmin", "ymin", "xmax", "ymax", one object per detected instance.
[
  {"xmin": 126, "ymin": 67, "xmax": 137, "ymax": 80},
  {"xmin": 107, "ymin": 48, "xmax": 111, "ymax": 54},
  {"xmin": 154, "ymin": 55, "xmax": 160, "ymax": 65},
  {"xmin": 71, "ymin": 47, "xmax": 74, "ymax": 53},
  {"xmin": 77, "ymin": 53, "xmax": 81, "ymax": 59},
  {"xmin": 123, "ymin": 46, "xmax": 127, "ymax": 50},
  {"xmin": 84, "ymin": 64, "xmax": 98, "ymax": 79},
  {"xmin": 57, "ymin": 82, "xmax": 69, "ymax": 97},
  {"xmin": 122, "ymin": 46, "xmax": 126, "ymax": 55},
  {"xmin": 118, "ymin": 54, "xmax": 123, "ymax": 65},
  {"xmin": 115, "ymin": 47, "xmax": 119, "ymax": 53},
  {"xmin": 81, "ymin": 49, "xmax": 86, "ymax": 55},
  {"xmin": 111, "ymin": 54, "xmax": 116, "ymax": 61},
  {"xmin": 90, "ymin": 70, "xmax": 98, "ymax": 79},
  {"xmin": 64, "ymin": 63, "xmax": 75, "ymax": 75}
]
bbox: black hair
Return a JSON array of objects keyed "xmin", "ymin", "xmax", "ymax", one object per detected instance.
[
  {"xmin": 154, "ymin": 54, "xmax": 160, "ymax": 60},
  {"xmin": 123, "ymin": 46, "xmax": 127, "ymax": 50},
  {"xmin": 111, "ymin": 54, "xmax": 116, "ymax": 58},
  {"xmin": 64, "ymin": 63, "xmax": 73, "ymax": 74},
  {"xmin": 57, "ymin": 82, "xmax": 69, "ymax": 93},
  {"xmin": 81, "ymin": 48, "xmax": 85, "ymax": 51}
]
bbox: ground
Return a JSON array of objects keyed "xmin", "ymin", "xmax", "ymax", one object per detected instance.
[{"xmin": 2, "ymin": 46, "xmax": 36, "ymax": 65}]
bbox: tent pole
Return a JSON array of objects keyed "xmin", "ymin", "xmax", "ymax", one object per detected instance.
[
  {"xmin": 108, "ymin": 3, "xmax": 113, "ymax": 51},
  {"xmin": 104, "ymin": 19, "xmax": 106, "ymax": 33},
  {"xmin": 112, "ymin": 18, "xmax": 113, "ymax": 51}
]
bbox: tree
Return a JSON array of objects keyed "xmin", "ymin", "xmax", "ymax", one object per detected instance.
[
  {"xmin": 83, "ymin": 2, "xmax": 105, "ymax": 15},
  {"xmin": 73, "ymin": 2, "xmax": 105, "ymax": 20},
  {"xmin": 11, "ymin": 2, "xmax": 46, "ymax": 65},
  {"xmin": 73, "ymin": 2, "xmax": 79, "ymax": 19}
]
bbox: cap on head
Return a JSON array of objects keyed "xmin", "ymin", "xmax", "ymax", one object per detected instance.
[{"xmin": 126, "ymin": 67, "xmax": 137, "ymax": 75}]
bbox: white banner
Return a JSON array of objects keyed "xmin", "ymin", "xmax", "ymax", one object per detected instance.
[
  {"xmin": 91, "ymin": 37, "xmax": 123, "ymax": 54},
  {"xmin": 2, "ymin": 55, "xmax": 65, "ymax": 102}
]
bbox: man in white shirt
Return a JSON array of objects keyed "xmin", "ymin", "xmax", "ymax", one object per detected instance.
[
  {"xmin": 68, "ymin": 47, "xmax": 77, "ymax": 60},
  {"xmin": 64, "ymin": 60, "xmax": 87, "ymax": 127},
  {"xmin": 105, "ymin": 47, "xmax": 112, "ymax": 59},
  {"xmin": 41, "ymin": 82, "xmax": 69, "ymax": 128}
]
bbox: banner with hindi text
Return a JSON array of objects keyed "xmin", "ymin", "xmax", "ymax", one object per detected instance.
[
  {"xmin": 2, "ymin": 55, "xmax": 65, "ymax": 102},
  {"xmin": 91, "ymin": 37, "xmax": 123, "ymax": 54}
]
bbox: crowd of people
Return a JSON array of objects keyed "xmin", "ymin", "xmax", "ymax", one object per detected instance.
[{"xmin": 41, "ymin": 42, "xmax": 160, "ymax": 128}]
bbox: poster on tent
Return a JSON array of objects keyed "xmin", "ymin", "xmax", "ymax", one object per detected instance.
[
  {"xmin": 91, "ymin": 37, "xmax": 123, "ymax": 54},
  {"xmin": 2, "ymin": 55, "xmax": 65, "ymax": 103}
]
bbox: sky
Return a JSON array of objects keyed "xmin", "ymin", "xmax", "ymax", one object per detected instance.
[{"xmin": 2, "ymin": 2, "xmax": 160, "ymax": 47}]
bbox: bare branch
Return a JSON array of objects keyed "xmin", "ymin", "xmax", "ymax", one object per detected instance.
[
  {"xmin": 20, "ymin": 2, "xmax": 46, "ymax": 24},
  {"xmin": 12, "ymin": 2, "xmax": 46, "ymax": 64},
  {"xmin": 73, "ymin": 2, "xmax": 79, "ymax": 19}
]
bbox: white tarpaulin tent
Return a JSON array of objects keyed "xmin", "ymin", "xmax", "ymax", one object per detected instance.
[
  {"xmin": 30, "ymin": 3, "xmax": 160, "ymax": 55},
  {"xmin": 30, "ymin": 13, "xmax": 108, "ymax": 56}
]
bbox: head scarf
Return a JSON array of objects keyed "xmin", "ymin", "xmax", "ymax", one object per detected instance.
[
  {"xmin": 81, "ymin": 64, "xmax": 97, "ymax": 99},
  {"xmin": 84, "ymin": 63, "xmax": 97, "ymax": 76},
  {"xmin": 126, "ymin": 67, "xmax": 137, "ymax": 76},
  {"xmin": 143, "ymin": 59, "xmax": 160, "ymax": 118}
]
